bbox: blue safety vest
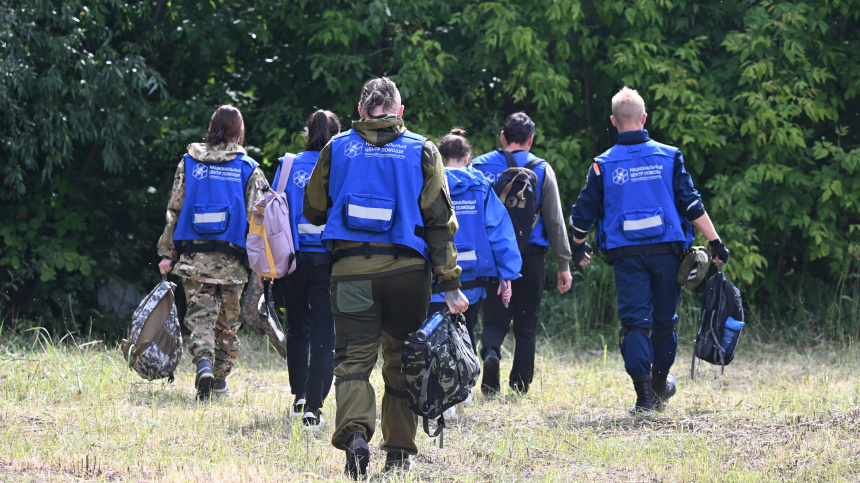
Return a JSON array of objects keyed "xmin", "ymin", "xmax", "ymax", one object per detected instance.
[
  {"xmin": 273, "ymin": 151, "xmax": 326, "ymax": 254},
  {"xmin": 174, "ymin": 153, "xmax": 258, "ymax": 249},
  {"xmin": 321, "ymin": 129, "xmax": 428, "ymax": 258},
  {"xmin": 430, "ymin": 167, "xmax": 522, "ymax": 304},
  {"xmin": 595, "ymin": 140, "xmax": 688, "ymax": 250},
  {"xmin": 472, "ymin": 150, "xmax": 549, "ymax": 247}
]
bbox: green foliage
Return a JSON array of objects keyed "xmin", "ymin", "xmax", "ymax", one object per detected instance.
[{"xmin": 1, "ymin": 0, "xmax": 859, "ymax": 340}]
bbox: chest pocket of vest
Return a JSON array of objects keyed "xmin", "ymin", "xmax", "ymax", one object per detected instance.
[
  {"xmin": 455, "ymin": 242, "xmax": 477, "ymax": 276},
  {"xmin": 344, "ymin": 194, "xmax": 395, "ymax": 233},
  {"xmin": 192, "ymin": 204, "xmax": 230, "ymax": 234},
  {"xmin": 621, "ymin": 208, "xmax": 665, "ymax": 241}
]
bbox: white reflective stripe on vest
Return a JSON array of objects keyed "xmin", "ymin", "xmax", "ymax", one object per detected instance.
[
  {"xmin": 298, "ymin": 223, "xmax": 325, "ymax": 234},
  {"xmin": 458, "ymin": 250, "xmax": 477, "ymax": 261},
  {"xmin": 194, "ymin": 212, "xmax": 227, "ymax": 224},
  {"xmin": 347, "ymin": 204, "xmax": 393, "ymax": 221},
  {"xmin": 623, "ymin": 215, "xmax": 662, "ymax": 232}
]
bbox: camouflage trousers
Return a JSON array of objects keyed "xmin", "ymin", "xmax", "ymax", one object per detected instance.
[
  {"xmin": 329, "ymin": 270, "xmax": 431, "ymax": 455},
  {"xmin": 182, "ymin": 279, "xmax": 242, "ymax": 379}
]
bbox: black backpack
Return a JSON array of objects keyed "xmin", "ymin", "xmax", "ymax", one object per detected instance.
[
  {"xmin": 492, "ymin": 150, "xmax": 543, "ymax": 254},
  {"xmin": 691, "ymin": 270, "xmax": 745, "ymax": 379}
]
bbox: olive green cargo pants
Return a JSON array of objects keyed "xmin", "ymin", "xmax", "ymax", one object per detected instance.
[{"xmin": 329, "ymin": 270, "xmax": 431, "ymax": 455}]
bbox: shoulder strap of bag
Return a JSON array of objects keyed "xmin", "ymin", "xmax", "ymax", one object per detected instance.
[
  {"xmin": 274, "ymin": 153, "xmax": 295, "ymax": 193},
  {"xmin": 498, "ymin": 149, "xmax": 517, "ymax": 169},
  {"xmin": 524, "ymin": 157, "xmax": 543, "ymax": 172}
]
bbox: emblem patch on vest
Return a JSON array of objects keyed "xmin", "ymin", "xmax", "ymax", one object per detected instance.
[
  {"xmin": 345, "ymin": 140, "xmax": 364, "ymax": 157},
  {"xmin": 612, "ymin": 167, "xmax": 628, "ymax": 185},
  {"xmin": 192, "ymin": 164, "xmax": 208, "ymax": 180},
  {"xmin": 293, "ymin": 170, "xmax": 311, "ymax": 188}
]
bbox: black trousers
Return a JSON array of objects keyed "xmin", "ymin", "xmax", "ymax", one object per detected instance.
[
  {"xmin": 428, "ymin": 297, "xmax": 484, "ymax": 354},
  {"xmin": 275, "ymin": 261, "xmax": 335, "ymax": 410},
  {"xmin": 480, "ymin": 245, "xmax": 546, "ymax": 392}
]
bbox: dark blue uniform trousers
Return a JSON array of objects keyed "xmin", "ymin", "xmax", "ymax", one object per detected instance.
[{"xmin": 613, "ymin": 253, "xmax": 682, "ymax": 380}]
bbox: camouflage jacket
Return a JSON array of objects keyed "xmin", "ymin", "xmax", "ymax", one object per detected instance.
[
  {"xmin": 157, "ymin": 142, "xmax": 267, "ymax": 284},
  {"xmin": 302, "ymin": 115, "xmax": 462, "ymax": 291}
]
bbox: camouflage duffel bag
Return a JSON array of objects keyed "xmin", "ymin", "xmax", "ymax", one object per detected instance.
[
  {"xmin": 402, "ymin": 311, "xmax": 480, "ymax": 441},
  {"xmin": 121, "ymin": 277, "xmax": 183, "ymax": 382}
]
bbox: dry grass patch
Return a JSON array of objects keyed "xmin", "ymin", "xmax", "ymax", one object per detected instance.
[{"xmin": 0, "ymin": 333, "xmax": 858, "ymax": 482}]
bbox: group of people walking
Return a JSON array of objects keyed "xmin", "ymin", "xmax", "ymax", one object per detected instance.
[{"xmin": 156, "ymin": 79, "xmax": 729, "ymax": 478}]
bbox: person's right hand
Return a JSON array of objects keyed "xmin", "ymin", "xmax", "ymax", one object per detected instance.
[
  {"xmin": 497, "ymin": 279, "xmax": 513, "ymax": 308},
  {"xmin": 571, "ymin": 239, "xmax": 593, "ymax": 266},
  {"xmin": 158, "ymin": 258, "xmax": 174, "ymax": 275}
]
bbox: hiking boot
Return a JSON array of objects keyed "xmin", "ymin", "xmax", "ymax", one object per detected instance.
[
  {"xmin": 213, "ymin": 378, "xmax": 228, "ymax": 398},
  {"xmin": 382, "ymin": 451, "xmax": 413, "ymax": 473},
  {"xmin": 302, "ymin": 408, "xmax": 323, "ymax": 427},
  {"xmin": 195, "ymin": 360, "xmax": 214, "ymax": 401},
  {"xmin": 291, "ymin": 394, "xmax": 306, "ymax": 417},
  {"xmin": 652, "ymin": 372, "xmax": 677, "ymax": 411},
  {"xmin": 481, "ymin": 349, "xmax": 500, "ymax": 397},
  {"xmin": 344, "ymin": 432, "xmax": 369, "ymax": 480},
  {"xmin": 628, "ymin": 376, "xmax": 654, "ymax": 415}
]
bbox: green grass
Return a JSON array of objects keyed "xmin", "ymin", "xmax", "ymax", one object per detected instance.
[{"xmin": 0, "ymin": 330, "xmax": 858, "ymax": 482}]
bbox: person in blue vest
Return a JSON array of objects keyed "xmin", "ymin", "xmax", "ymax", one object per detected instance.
[
  {"xmin": 157, "ymin": 105, "xmax": 267, "ymax": 401},
  {"xmin": 568, "ymin": 87, "xmax": 730, "ymax": 413},
  {"xmin": 269, "ymin": 109, "xmax": 341, "ymax": 427},
  {"xmin": 427, "ymin": 128, "xmax": 522, "ymax": 355},
  {"xmin": 302, "ymin": 77, "xmax": 468, "ymax": 478},
  {"xmin": 472, "ymin": 112, "xmax": 573, "ymax": 397}
]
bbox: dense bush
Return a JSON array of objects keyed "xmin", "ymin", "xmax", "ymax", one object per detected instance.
[{"xmin": 1, "ymin": 0, "xmax": 858, "ymax": 341}]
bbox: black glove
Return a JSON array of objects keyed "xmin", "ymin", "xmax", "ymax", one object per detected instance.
[
  {"xmin": 709, "ymin": 239, "xmax": 730, "ymax": 264},
  {"xmin": 571, "ymin": 240, "xmax": 593, "ymax": 264}
]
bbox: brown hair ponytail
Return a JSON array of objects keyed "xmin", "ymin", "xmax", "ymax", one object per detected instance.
[{"xmin": 305, "ymin": 109, "xmax": 341, "ymax": 152}]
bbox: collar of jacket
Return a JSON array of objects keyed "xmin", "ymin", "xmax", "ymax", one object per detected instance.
[
  {"xmin": 615, "ymin": 129, "xmax": 650, "ymax": 145},
  {"xmin": 352, "ymin": 115, "xmax": 405, "ymax": 147}
]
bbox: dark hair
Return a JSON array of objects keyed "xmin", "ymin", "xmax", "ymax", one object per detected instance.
[
  {"xmin": 502, "ymin": 112, "xmax": 535, "ymax": 145},
  {"xmin": 358, "ymin": 77, "xmax": 401, "ymax": 116},
  {"xmin": 207, "ymin": 105, "xmax": 244, "ymax": 147},
  {"xmin": 305, "ymin": 109, "xmax": 341, "ymax": 152},
  {"xmin": 438, "ymin": 128, "xmax": 471, "ymax": 165}
]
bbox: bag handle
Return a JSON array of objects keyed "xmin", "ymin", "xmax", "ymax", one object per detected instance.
[{"xmin": 275, "ymin": 153, "xmax": 296, "ymax": 193}]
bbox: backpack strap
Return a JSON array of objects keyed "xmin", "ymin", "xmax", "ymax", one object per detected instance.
[
  {"xmin": 497, "ymin": 149, "xmax": 517, "ymax": 168},
  {"xmin": 275, "ymin": 153, "xmax": 295, "ymax": 193}
]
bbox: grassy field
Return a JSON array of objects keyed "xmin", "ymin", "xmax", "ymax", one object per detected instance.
[{"xmin": 0, "ymin": 330, "xmax": 858, "ymax": 482}]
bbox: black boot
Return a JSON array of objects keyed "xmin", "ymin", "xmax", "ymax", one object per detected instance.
[
  {"xmin": 629, "ymin": 376, "xmax": 654, "ymax": 415},
  {"xmin": 651, "ymin": 371, "xmax": 677, "ymax": 411},
  {"xmin": 344, "ymin": 432, "xmax": 369, "ymax": 480},
  {"xmin": 481, "ymin": 348, "xmax": 500, "ymax": 397}
]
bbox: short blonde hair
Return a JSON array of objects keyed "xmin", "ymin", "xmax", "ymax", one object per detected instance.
[{"xmin": 611, "ymin": 87, "xmax": 646, "ymax": 125}]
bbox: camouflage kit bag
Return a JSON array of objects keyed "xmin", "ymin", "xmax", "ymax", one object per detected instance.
[
  {"xmin": 121, "ymin": 277, "xmax": 183, "ymax": 382},
  {"xmin": 402, "ymin": 311, "xmax": 480, "ymax": 442}
]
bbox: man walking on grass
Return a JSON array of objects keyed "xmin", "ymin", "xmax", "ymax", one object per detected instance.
[
  {"xmin": 568, "ymin": 87, "xmax": 729, "ymax": 413},
  {"xmin": 471, "ymin": 112, "xmax": 573, "ymax": 397}
]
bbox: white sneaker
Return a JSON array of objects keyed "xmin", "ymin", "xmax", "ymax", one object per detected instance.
[
  {"xmin": 464, "ymin": 389, "xmax": 474, "ymax": 407},
  {"xmin": 291, "ymin": 396, "xmax": 306, "ymax": 417}
]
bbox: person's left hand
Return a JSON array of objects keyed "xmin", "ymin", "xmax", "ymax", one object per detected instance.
[
  {"xmin": 444, "ymin": 288, "xmax": 469, "ymax": 314},
  {"xmin": 557, "ymin": 270, "xmax": 572, "ymax": 294},
  {"xmin": 497, "ymin": 279, "xmax": 513, "ymax": 308}
]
